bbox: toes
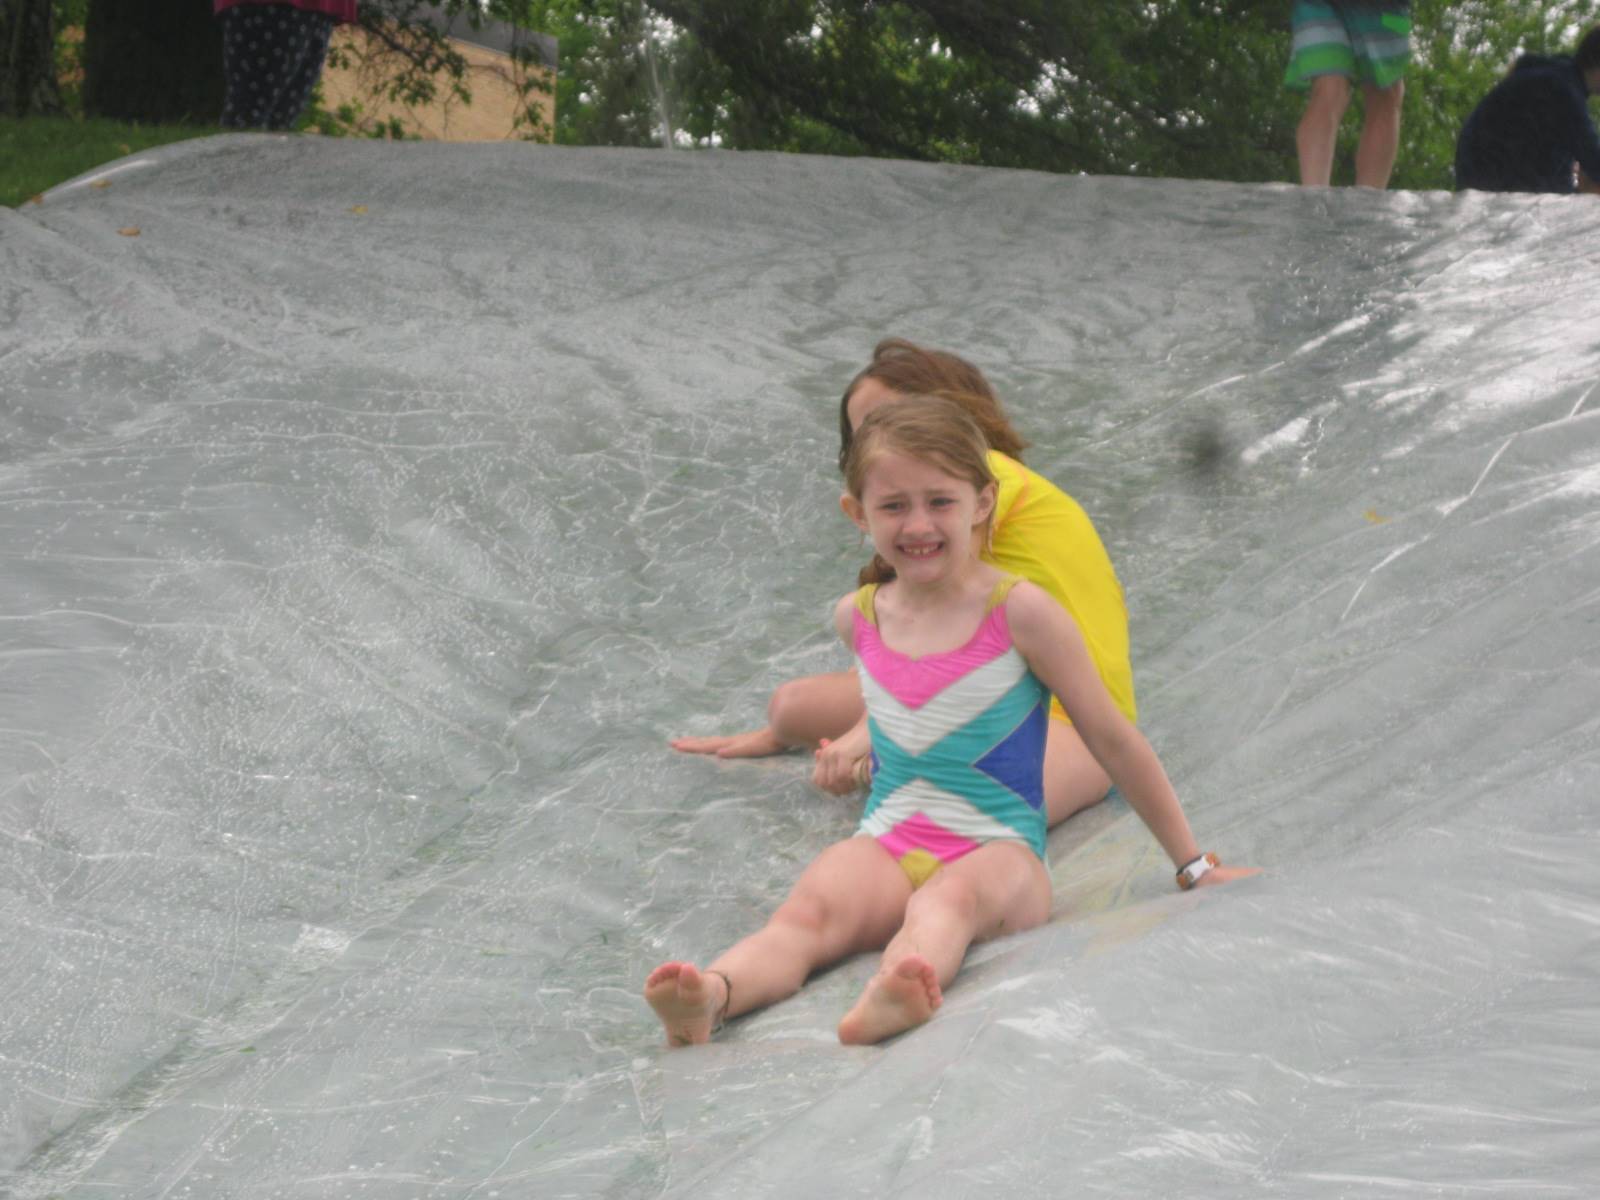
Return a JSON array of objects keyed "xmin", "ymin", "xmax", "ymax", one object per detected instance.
[{"xmin": 645, "ymin": 961, "xmax": 684, "ymax": 989}]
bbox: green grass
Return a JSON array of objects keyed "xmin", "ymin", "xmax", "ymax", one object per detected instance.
[{"xmin": 1, "ymin": 116, "xmax": 215, "ymax": 208}]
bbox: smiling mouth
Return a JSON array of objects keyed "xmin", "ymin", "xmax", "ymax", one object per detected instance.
[{"xmin": 900, "ymin": 542, "xmax": 943, "ymax": 559}]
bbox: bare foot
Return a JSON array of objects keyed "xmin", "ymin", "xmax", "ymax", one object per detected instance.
[
  {"xmin": 644, "ymin": 962, "xmax": 726, "ymax": 1047},
  {"xmin": 670, "ymin": 727, "xmax": 790, "ymax": 758},
  {"xmin": 837, "ymin": 955, "xmax": 942, "ymax": 1045}
]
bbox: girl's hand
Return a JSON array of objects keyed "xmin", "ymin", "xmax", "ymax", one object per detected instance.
[
  {"xmin": 812, "ymin": 732, "xmax": 870, "ymax": 795},
  {"xmin": 1194, "ymin": 864, "xmax": 1260, "ymax": 887},
  {"xmin": 811, "ymin": 716, "xmax": 872, "ymax": 794}
]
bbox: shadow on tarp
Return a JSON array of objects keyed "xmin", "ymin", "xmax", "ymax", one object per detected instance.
[{"xmin": 1, "ymin": 136, "xmax": 1598, "ymax": 1198}]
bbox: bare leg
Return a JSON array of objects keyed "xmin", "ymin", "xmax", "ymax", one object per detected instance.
[
  {"xmin": 1354, "ymin": 80, "xmax": 1404, "ymax": 189},
  {"xmin": 1296, "ymin": 74, "xmax": 1351, "ymax": 186},
  {"xmin": 646, "ymin": 836, "xmax": 909, "ymax": 1046},
  {"xmin": 838, "ymin": 841, "xmax": 1051, "ymax": 1044},
  {"xmin": 1043, "ymin": 716, "xmax": 1111, "ymax": 828},
  {"xmin": 671, "ymin": 670, "xmax": 865, "ymax": 757}
]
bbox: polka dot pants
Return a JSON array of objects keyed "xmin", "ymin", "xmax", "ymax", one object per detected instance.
[{"xmin": 219, "ymin": 5, "xmax": 335, "ymax": 130}]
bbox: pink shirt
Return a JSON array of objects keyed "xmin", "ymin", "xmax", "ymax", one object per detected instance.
[{"xmin": 214, "ymin": 0, "xmax": 358, "ymax": 23}]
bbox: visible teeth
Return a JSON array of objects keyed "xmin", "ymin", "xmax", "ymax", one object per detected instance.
[{"xmin": 903, "ymin": 544, "xmax": 940, "ymax": 557}]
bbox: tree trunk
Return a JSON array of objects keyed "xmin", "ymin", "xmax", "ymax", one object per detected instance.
[
  {"xmin": 82, "ymin": 0, "xmax": 224, "ymax": 123},
  {"xmin": 1, "ymin": 0, "xmax": 65, "ymax": 116}
]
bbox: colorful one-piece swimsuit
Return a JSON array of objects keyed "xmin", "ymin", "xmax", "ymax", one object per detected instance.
[{"xmin": 853, "ymin": 575, "xmax": 1050, "ymax": 888}]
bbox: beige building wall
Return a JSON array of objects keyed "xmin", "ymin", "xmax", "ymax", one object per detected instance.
[{"xmin": 320, "ymin": 26, "xmax": 555, "ymax": 142}]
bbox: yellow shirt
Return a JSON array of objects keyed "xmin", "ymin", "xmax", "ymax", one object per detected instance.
[{"xmin": 982, "ymin": 451, "xmax": 1136, "ymax": 722}]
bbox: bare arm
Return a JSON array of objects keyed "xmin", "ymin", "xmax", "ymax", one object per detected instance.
[
  {"xmin": 1007, "ymin": 583, "xmax": 1252, "ymax": 884},
  {"xmin": 810, "ymin": 595, "xmax": 872, "ymax": 792}
]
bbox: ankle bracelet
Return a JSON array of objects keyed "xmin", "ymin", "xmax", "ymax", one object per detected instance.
[{"xmin": 706, "ymin": 969, "xmax": 732, "ymax": 1030}]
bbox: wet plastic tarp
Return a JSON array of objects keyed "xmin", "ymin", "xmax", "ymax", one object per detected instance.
[{"xmin": 3, "ymin": 137, "xmax": 1599, "ymax": 1198}]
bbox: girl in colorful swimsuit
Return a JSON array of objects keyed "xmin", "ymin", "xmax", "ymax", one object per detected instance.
[
  {"xmin": 674, "ymin": 338, "xmax": 1254, "ymax": 883},
  {"xmin": 646, "ymin": 398, "xmax": 1245, "ymax": 1048},
  {"xmin": 675, "ymin": 339, "xmax": 1122, "ymax": 826}
]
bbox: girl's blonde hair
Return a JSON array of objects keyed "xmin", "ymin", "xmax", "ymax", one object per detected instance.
[
  {"xmin": 837, "ymin": 337, "xmax": 1029, "ymax": 475},
  {"xmin": 844, "ymin": 397, "xmax": 997, "ymax": 586}
]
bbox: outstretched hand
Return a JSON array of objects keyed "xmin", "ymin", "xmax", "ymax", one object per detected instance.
[{"xmin": 1194, "ymin": 863, "xmax": 1260, "ymax": 888}]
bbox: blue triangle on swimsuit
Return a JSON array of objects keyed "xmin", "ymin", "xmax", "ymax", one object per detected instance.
[{"xmin": 972, "ymin": 701, "xmax": 1049, "ymax": 813}]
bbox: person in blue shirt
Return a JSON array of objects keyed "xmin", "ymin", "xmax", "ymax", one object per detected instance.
[{"xmin": 1455, "ymin": 27, "xmax": 1600, "ymax": 195}]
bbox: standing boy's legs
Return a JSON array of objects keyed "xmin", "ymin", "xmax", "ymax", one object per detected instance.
[
  {"xmin": 838, "ymin": 840, "xmax": 1051, "ymax": 1044},
  {"xmin": 1296, "ymin": 74, "xmax": 1352, "ymax": 186},
  {"xmin": 645, "ymin": 835, "xmax": 910, "ymax": 1046},
  {"xmin": 1286, "ymin": 0, "xmax": 1358, "ymax": 186},
  {"xmin": 1291, "ymin": 1, "xmax": 1410, "ymax": 187},
  {"xmin": 1354, "ymin": 80, "xmax": 1404, "ymax": 187},
  {"xmin": 1349, "ymin": 2, "xmax": 1413, "ymax": 187}
]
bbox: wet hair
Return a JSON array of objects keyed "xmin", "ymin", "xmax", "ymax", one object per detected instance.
[
  {"xmin": 837, "ymin": 338, "xmax": 1029, "ymax": 475},
  {"xmin": 1578, "ymin": 26, "xmax": 1600, "ymax": 74},
  {"xmin": 844, "ymin": 396, "xmax": 998, "ymax": 586}
]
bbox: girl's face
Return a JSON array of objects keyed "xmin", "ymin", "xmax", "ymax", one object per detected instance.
[{"xmin": 843, "ymin": 449, "xmax": 994, "ymax": 585}]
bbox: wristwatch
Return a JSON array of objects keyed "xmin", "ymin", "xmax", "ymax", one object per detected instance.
[{"xmin": 1175, "ymin": 852, "xmax": 1219, "ymax": 891}]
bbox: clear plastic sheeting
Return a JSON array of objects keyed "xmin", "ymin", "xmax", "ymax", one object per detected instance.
[{"xmin": 2, "ymin": 136, "xmax": 1598, "ymax": 1198}]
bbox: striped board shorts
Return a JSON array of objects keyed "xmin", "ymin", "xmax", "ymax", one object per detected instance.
[{"xmin": 1285, "ymin": 1, "xmax": 1412, "ymax": 91}]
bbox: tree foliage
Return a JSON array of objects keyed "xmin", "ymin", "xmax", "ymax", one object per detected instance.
[
  {"xmin": 535, "ymin": 0, "xmax": 1600, "ymax": 188},
  {"xmin": 322, "ymin": 0, "xmax": 558, "ymax": 138},
  {"xmin": 635, "ymin": 0, "xmax": 1299, "ymax": 179},
  {"xmin": 20, "ymin": 1, "xmax": 558, "ymax": 132},
  {"xmin": 16, "ymin": 0, "xmax": 1600, "ymax": 186}
]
